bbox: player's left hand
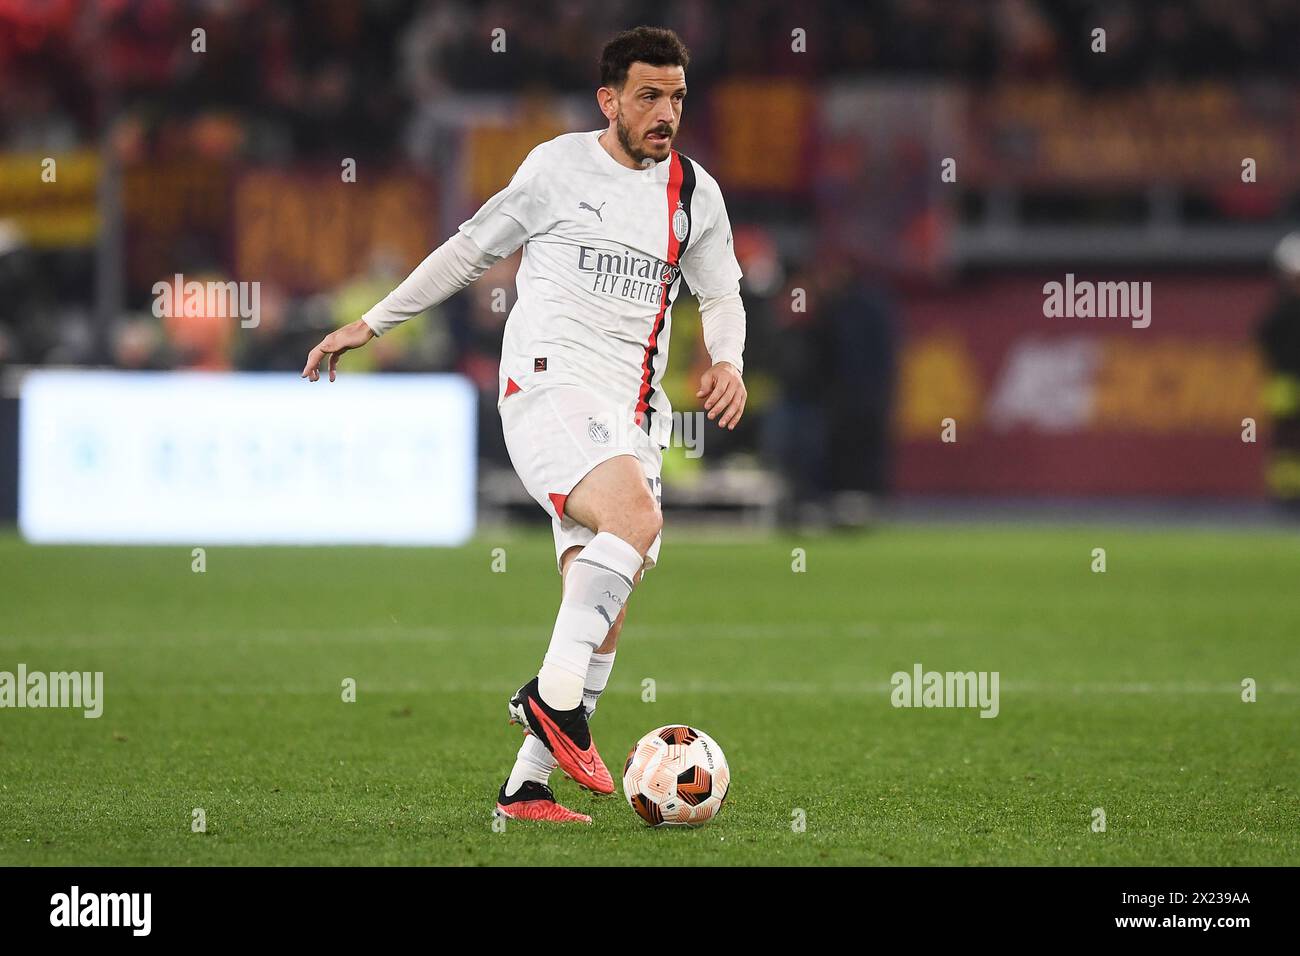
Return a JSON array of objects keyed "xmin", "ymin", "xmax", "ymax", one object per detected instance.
[
  {"xmin": 697, "ymin": 361, "xmax": 746, "ymax": 430},
  {"xmin": 301, "ymin": 319, "xmax": 375, "ymax": 382}
]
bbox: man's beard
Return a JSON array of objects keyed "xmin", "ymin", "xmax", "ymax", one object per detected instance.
[{"xmin": 617, "ymin": 113, "xmax": 672, "ymax": 166}]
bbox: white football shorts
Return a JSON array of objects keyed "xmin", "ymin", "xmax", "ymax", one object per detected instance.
[{"xmin": 500, "ymin": 383, "xmax": 663, "ymax": 573}]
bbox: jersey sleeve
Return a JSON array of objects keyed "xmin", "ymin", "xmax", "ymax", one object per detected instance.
[
  {"xmin": 679, "ymin": 182, "xmax": 743, "ymax": 299},
  {"xmin": 457, "ymin": 145, "xmax": 554, "ymax": 258}
]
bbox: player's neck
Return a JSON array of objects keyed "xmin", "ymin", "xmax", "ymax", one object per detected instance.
[{"xmin": 598, "ymin": 127, "xmax": 654, "ymax": 170}]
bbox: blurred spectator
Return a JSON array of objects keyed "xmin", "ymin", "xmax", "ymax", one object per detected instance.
[
  {"xmin": 762, "ymin": 262, "xmax": 832, "ymax": 526},
  {"xmin": 0, "ymin": 0, "xmax": 1296, "ymax": 507},
  {"xmin": 157, "ymin": 271, "xmax": 235, "ymax": 370},
  {"xmin": 330, "ymin": 253, "xmax": 454, "ymax": 374},
  {"xmin": 823, "ymin": 262, "xmax": 898, "ymax": 511},
  {"xmin": 1258, "ymin": 233, "xmax": 1300, "ymax": 514},
  {"xmin": 112, "ymin": 315, "xmax": 170, "ymax": 370},
  {"xmin": 236, "ymin": 282, "xmax": 304, "ymax": 372},
  {"xmin": 762, "ymin": 252, "xmax": 897, "ymax": 528}
]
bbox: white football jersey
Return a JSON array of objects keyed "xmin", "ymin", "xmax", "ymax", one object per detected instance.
[{"xmin": 459, "ymin": 130, "xmax": 743, "ymax": 448}]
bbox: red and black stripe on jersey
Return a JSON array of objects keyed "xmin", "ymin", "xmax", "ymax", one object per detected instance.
[{"xmin": 633, "ymin": 150, "xmax": 697, "ymax": 436}]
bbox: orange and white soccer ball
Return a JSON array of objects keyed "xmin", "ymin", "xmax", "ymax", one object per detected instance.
[{"xmin": 622, "ymin": 725, "xmax": 730, "ymax": 827}]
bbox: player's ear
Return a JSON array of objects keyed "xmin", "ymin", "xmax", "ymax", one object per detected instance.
[{"xmin": 596, "ymin": 85, "xmax": 619, "ymax": 121}]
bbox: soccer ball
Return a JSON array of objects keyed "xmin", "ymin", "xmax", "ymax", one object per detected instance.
[{"xmin": 622, "ymin": 725, "xmax": 730, "ymax": 827}]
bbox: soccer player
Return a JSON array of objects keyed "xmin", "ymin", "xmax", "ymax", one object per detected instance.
[{"xmin": 302, "ymin": 26, "xmax": 746, "ymax": 824}]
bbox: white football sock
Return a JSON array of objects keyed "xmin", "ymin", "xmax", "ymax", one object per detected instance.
[
  {"xmin": 583, "ymin": 650, "xmax": 617, "ymax": 717},
  {"xmin": 538, "ymin": 532, "xmax": 641, "ymax": 710},
  {"xmin": 504, "ymin": 734, "xmax": 556, "ymax": 796}
]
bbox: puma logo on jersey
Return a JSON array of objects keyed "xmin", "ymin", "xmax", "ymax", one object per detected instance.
[{"xmin": 578, "ymin": 201, "xmax": 606, "ymax": 221}]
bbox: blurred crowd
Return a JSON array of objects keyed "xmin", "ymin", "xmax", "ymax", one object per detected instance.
[
  {"xmin": 3, "ymin": 0, "xmax": 1299, "ymax": 520},
  {"xmin": 5, "ymin": 1, "xmax": 1299, "ymax": 157}
]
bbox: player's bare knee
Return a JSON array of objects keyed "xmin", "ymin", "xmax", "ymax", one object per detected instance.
[
  {"xmin": 622, "ymin": 499, "xmax": 662, "ymax": 555},
  {"xmin": 640, "ymin": 501, "xmax": 664, "ymax": 543}
]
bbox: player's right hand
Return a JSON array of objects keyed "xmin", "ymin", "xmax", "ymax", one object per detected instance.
[
  {"xmin": 301, "ymin": 319, "xmax": 375, "ymax": 382},
  {"xmin": 697, "ymin": 361, "xmax": 746, "ymax": 430}
]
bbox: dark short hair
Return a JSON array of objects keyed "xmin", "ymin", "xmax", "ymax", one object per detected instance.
[{"xmin": 599, "ymin": 26, "xmax": 690, "ymax": 89}]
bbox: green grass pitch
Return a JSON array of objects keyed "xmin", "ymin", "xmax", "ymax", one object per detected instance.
[{"xmin": 0, "ymin": 524, "xmax": 1296, "ymax": 866}]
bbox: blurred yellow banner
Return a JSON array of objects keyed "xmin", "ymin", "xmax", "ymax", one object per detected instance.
[
  {"xmin": 0, "ymin": 151, "xmax": 99, "ymax": 247},
  {"xmin": 968, "ymin": 85, "xmax": 1295, "ymax": 186},
  {"xmin": 712, "ymin": 79, "xmax": 813, "ymax": 192},
  {"xmin": 233, "ymin": 169, "xmax": 436, "ymax": 291}
]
